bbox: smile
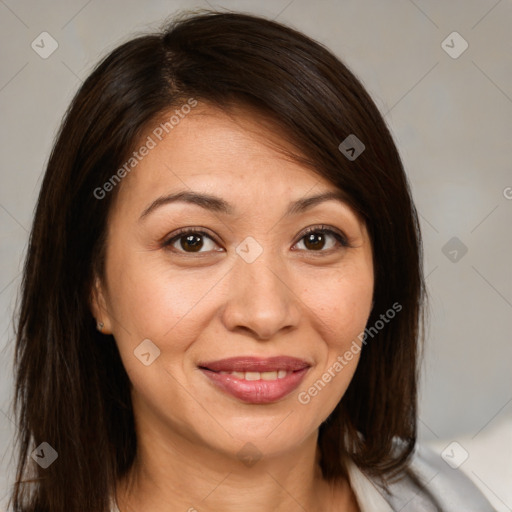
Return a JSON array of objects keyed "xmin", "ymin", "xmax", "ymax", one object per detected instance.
[{"xmin": 198, "ymin": 356, "xmax": 311, "ymax": 404}]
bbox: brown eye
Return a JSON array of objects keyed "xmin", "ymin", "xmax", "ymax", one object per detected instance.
[
  {"xmin": 178, "ymin": 233, "xmax": 204, "ymax": 252},
  {"xmin": 294, "ymin": 226, "xmax": 348, "ymax": 252},
  {"xmin": 163, "ymin": 229, "xmax": 220, "ymax": 254},
  {"xmin": 303, "ymin": 232, "xmax": 327, "ymax": 251}
]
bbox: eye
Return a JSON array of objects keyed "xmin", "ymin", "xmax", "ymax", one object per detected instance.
[
  {"xmin": 293, "ymin": 225, "xmax": 349, "ymax": 252},
  {"xmin": 162, "ymin": 225, "xmax": 349, "ymax": 256},
  {"xmin": 163, "ymin": 228, "xmax": 222, "ymax": 254}
]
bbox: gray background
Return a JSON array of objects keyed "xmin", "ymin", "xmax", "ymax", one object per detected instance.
[{"xmin": 0, "ymin": 0, "xmax": 511, "ymax": 510}]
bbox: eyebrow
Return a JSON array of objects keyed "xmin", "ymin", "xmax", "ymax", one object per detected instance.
[{"xmin": 138, "ymin": 190, "xmax": 349, "ymax": 221}]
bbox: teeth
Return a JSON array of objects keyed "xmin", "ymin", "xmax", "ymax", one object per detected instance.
[{"xmin": 217, "ymin": 370, "xmax": 291, "ymax": 380}]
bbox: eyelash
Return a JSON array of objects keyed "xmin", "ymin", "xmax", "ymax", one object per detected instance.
[{"xmin": 162, "ymin": 225, "xmax": 350, "ymax": 255}]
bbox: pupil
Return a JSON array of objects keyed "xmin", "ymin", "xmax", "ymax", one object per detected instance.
[
  {"xmin": 305, "ymin": 232, "xmax": 324, "ymax": 250},
  {"xmin": 182, "ymin": 234, "xmax": 203, "ymax": 252}
]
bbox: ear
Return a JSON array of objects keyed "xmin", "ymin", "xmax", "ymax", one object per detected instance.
[{"xmin": 90, "ymin": 275, "xmax": 113, "ymax": 334}]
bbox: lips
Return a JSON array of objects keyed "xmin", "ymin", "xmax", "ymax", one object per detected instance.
[{"xmin": 198, "ymin": 356, "xmax": 311, "ymax": 404}]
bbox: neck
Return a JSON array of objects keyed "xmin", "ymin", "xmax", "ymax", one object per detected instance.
[{"xmin": 116, "ymin": 419, "xmax": 357, "ymax": 512}]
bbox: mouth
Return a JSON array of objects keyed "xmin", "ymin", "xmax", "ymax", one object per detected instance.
[{"xmin": 198, "ymin": 356, "xmax": 311, "ymax": 404}]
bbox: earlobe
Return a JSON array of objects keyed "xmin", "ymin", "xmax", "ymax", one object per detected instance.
[{"xmin": 90, "ymin": 276, "xmax": 113, "ymax": 334}]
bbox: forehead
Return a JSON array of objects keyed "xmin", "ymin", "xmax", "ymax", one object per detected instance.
[{"xmin": 117, "ymin": 103, "xmax": 337, "ymax": 202}]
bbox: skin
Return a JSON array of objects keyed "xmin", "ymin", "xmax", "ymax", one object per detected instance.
[{"xmin": 90, "ymin": 102, "xmax": 374, "ymax": 512}]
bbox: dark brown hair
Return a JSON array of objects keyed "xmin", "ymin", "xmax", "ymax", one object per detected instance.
[{"xmin": 10, "ymin": 9, "xmax": 425, "ymax": 511}]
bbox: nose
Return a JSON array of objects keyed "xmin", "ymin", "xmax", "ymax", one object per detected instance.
[{"xmin": 220, "ymin": 250, "xmax": 301, "ymax": 341}]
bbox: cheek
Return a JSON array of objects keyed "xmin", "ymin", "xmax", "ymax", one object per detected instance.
[
  {"xmin": 105, "ymin": 247, "xmax": 220, "ymax": 343},
  {"xmin": 294, "ymin": 266, "xmax": 373, "ymax": 414},
  {"xmin": 300, "ymin": 265, "xmax": 374, "ymax": 346}
]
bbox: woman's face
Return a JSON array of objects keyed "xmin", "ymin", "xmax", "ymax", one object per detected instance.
[{"xmin": 92, "ymin": 103, "xmax": 374, "ymax": 461}]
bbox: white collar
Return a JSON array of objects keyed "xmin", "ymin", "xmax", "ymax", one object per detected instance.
[{"xmin": 343, "ymin": 456, "xmax": 394, "ymax": 512}]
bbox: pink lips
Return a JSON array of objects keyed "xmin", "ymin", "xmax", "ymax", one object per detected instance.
[{"xmin": 198, "ymin": 356, "xmax": 311, "ymax": 404}]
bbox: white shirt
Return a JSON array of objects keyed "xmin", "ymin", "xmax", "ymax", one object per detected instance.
[{"xmin": 344, "ymin": 455, "xmax": 394, "ymax": 511}]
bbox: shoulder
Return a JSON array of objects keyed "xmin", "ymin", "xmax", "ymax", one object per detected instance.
[{"xmin": 368, "ymin": 441, "xmax": 497, "ymax": 511}]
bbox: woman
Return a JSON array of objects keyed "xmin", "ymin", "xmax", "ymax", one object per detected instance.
[{"xmin": 10, "ymin": 10, "xmax": 495, "ymax": 512}]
